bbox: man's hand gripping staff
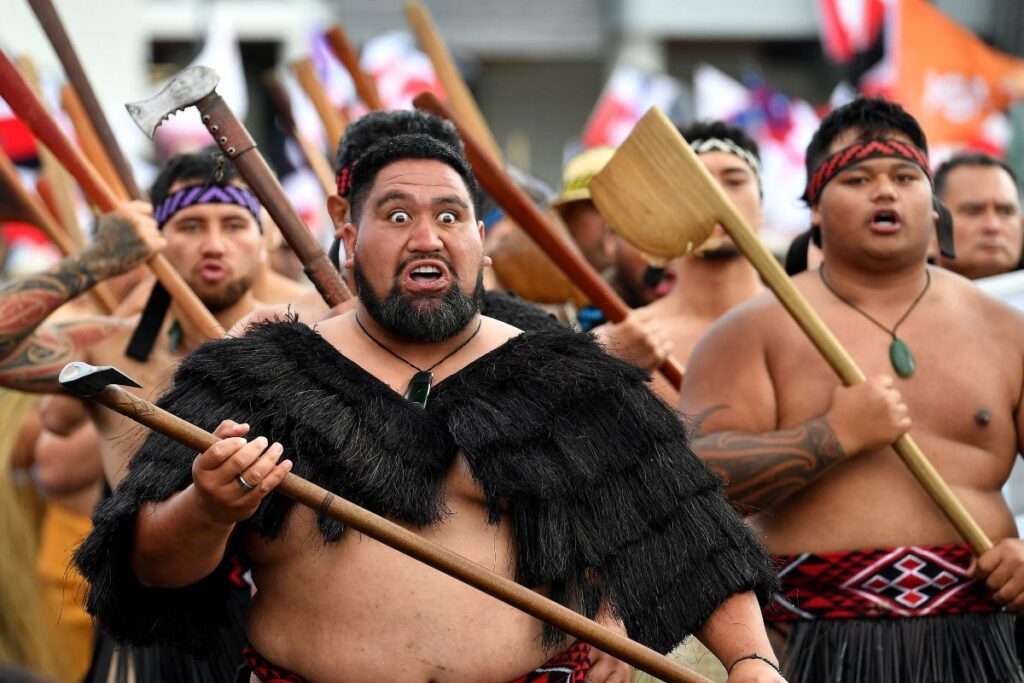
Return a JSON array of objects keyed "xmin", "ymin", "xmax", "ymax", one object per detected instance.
[{"xmin": 58, "ymin": 361, "xmax": 719, "ymax": 683}]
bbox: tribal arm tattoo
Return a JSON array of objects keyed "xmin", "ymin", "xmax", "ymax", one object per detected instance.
[
  {"xmin": 691, "ymin": 405, "xmax": 845, "ymax": 511},
  {"xmin": 0, "ymin": 212, "xmax": 149, "ymax": 363},
  {"xmin": 0, "ymin": 317, "xmax": 123, "ymax": 393}
]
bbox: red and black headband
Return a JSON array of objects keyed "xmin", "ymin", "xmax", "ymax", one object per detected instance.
[{"xmin": 803, "ymin": 138, "xmax": 931, "ymax": 205}]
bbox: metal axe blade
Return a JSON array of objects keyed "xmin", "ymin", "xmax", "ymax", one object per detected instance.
[
  {"xmin": 125, "ymin": 66, "xmax": 220, "ymax": 139},
  {"xmin": 59, "ymin": 361, "xmax": 142, "ymax": 397}
]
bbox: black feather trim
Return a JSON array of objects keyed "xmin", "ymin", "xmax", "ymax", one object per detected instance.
[{"xmin": 75, "ymin": 321, "xmax": 776, "ymax": 656}]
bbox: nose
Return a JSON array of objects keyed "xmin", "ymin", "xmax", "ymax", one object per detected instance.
[
  {"xmin": 871, "ymin": 175, "xmax": 897, "ymax": 201},
  {"xmin": 979, "ymin": 206, "xmax": 1004, "ymax": 235},
  {"xmin": 201, "ymin": 226, "xmax": 227, "ymax": 256},
  {"xmin": 406, "ymin": 215, "xmax": 444, "ymax": 253}
]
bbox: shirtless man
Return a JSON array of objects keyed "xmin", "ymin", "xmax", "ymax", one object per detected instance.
[
  {"xmin": 75, "ymin": 133, "xmax": 783, "ymax": 683},
  {"xmin": 0, "ymin": 151, "xmax": 265, "ymax": 487},
  {"xmin": 596, "ymin": 121, "xmax": 764, "ymax": 404},
  {"xmin": 680, "ymin": 97, "xmax": 1024, "ymax": 682},
  {"xmin": 933, "ymin": 152, "xmax": 1023, "ymax": 280}
]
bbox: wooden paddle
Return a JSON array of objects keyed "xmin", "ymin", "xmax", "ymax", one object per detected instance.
[
  {"xmin": 404, "ymin": 0, "xmax": 503, "ymax": 164},
  {"xmin": 589, "ymin": 107, "xmax": 992, "ymax": 555}
]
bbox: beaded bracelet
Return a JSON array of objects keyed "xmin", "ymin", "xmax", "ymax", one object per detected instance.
[{"xmin": 728, "ymin": 652, "xmax": 783, "ymax": 676}]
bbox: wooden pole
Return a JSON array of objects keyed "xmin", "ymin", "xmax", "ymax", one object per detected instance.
[
  {"xmin": 28, "ymin": 0, "xmax": 146, "ymax": 199},
  {"xmin": 60, "ymin": 83, "xmax": 129, "ymax": 201},
  {"xmin": 0, "ymin": 49, "xmax": 224, "ymax": 339},
  {"xmin": 0, "ymin": 147, "xmax": 118, "ymax": 313},
  {"xmin": 404, "ymin": 0, "xmax": 503, "ymax": 163},
  {"xmin": 414, "ymin": 92, "xmax": 685, "ymax": 389},
  {"xmin": 324, "ymin": 24, "xmax": 384, "ymax": 111},
  {"xmin": 86, "ymin": 381, "xmax": 711, "ymax": 683},
  {"xmin": 264, "ymin": 72, "xmax": 335, "ymax": 197},
  {"xmin": 291, "ymin": 58, "xmax": 347, "ymax": 154}
]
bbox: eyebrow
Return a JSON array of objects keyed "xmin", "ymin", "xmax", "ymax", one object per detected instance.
[{"xmin": 373, "ymin": 190, "xmax": 470, "ymax": 211}]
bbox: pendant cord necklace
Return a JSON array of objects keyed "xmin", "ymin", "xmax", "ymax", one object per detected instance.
[
  {"xmin": 818, "ymin": 264, "xmax": 931, "ymax": 378},
  {"xmin": 355, "ymin": 315, "xmax": 482, "ymax": 407}
]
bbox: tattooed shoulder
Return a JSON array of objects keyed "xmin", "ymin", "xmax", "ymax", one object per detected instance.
[{"xmin": 0, "ymin": 317, "xmax": 126, "ymax": 393}]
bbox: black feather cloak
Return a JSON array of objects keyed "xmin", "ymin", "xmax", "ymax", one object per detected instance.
[{"xmin": 74, "ymin": 320, "xmax": 776, "ymax": 657}]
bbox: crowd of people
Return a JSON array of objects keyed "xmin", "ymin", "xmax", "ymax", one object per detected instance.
[{"xmin": 1, "ymin": 88, "xmax": 1023, "ymax": 683}]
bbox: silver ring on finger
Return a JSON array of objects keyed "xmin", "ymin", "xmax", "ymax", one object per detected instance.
[{"xmin": 236, "ymin": 473, "xmax": 256, "ymax": 492}]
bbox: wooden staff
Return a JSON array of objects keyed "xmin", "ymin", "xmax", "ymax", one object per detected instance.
[
  {"xmin": 324, "ymin": 24, "xmax": 384, "ymax": 111},
  {"xmin": 61, "ymin": 84, "xmax": 129, "ymax": 201},
  {"xmin": 16, "ymin": 55, "xmax": 86, "ymax": 248},
  {"xmin": 28, "ymin": 0, "xmax": 145, "ymax": 200},
  {"xmin": 263, "ymin": 72, "xmax": 335, "ymax": 198},
  {"xmin": 589, "ymin": 107, "xmax": 992, "ymax": 555},
  {"xmin": 292, "ymin": 58, "xmax": 347, "ymax": 153},
  {"xmin": 0, "ymin": 146, "xmax": 118, "ymax": 313},
  {"xmin": 0, "ymin": 49, "xmax": 224, "ymax": 339},
  {"xmin": 61, "ymin": 361, "xmax": 710, "ymax": 683},
  {"xmin": 404, "ymin": 0, "xmax": 503, "ymax": 163},
  {"xmin": 414, "ymin": 92, "xmax": 685, "ymax": 389}
]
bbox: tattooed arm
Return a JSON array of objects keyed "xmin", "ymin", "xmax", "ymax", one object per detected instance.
[
  {"xmin": 680, "ymin": 301, "xmax": 911, "ymax": 512},
  {"xmin": 0, "ymin": 202, "xmax": 161, "ymax": 392},
  {"xmin": 688, "ymin": 377, "xmax": 913, "ymax": 510},
  {"xmin": 692, "ymin": 410, "xmax": 845, "ymax": 509}
]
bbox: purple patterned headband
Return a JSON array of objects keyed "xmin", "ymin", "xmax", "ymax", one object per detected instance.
[{"xmin": 154, "ymin": 184, "xmax": 263, "ymax": 230}]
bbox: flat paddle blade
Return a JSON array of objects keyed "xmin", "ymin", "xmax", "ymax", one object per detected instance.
[{"xmin": 589, "ymin": 107, "xmax": 722, "ymax": 261}]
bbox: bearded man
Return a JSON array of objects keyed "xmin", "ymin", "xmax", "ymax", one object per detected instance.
[{"xmin": 75, "ymin": 134, "xmax": 783, "ymax": 683}]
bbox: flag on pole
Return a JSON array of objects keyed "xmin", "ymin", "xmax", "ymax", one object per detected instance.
[
  {"xmin": 815, "ymin": 0, "xmax": 887, "ymax": 64},
  {"xmin": 360, "ymin": 31, "xmax": 444, "ymax": 111},
  {"xmin": 892, "ymin": 0, "xmax": 1024, "ymax": 146}
]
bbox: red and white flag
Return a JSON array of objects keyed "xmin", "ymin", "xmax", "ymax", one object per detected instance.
[
  {"xmin": 815, "ymin": 0, "xmax": 887, "ymax": 64},
  {"xmin": 360, "ymin": 31, "xmax": 444, "ymax": 111},
  {"xmin": 581, "ymin": 66, "xmax": 680, "ymax": 148}
]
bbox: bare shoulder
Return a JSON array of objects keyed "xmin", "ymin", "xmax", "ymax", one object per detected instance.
[
  {"xmin": 479, "ymin": 314, "xmax": 522, "ymax": 346},
  {"xmin": 934, "ymin": 268, "xmax": 1024, "ymax": 338},
  {"xmin": 229, "ymin": 290, "xmax": 329, "ymax": 336}
]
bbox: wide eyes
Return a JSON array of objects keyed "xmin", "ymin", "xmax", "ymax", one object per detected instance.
[{"xmin": 387, "ymin": 209, "xmax": 459, "ymax": 224}]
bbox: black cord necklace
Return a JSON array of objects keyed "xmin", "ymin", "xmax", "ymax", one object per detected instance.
[
  {"xmin": 355, "ymin": 315, "xmax": 483, "ymax": 408},
  {"xmin": 819, "ymin": 264, "xmax": 931, "ymax": 379}
]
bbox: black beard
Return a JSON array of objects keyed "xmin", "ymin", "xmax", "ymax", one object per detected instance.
[
  {"xmin": 198, "ymin": 275, "xmax": 253, "ymax": 313},
  {"xmin": 353, "ymin": 253, "xmax": 484, "ymax": 342}
]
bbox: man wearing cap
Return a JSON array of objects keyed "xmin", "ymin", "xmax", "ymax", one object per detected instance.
[
  {"xmin": 680, "ymin": 97, "xmax": 1024, "ymax": 681},
  {"xmin": 594, "ymin": 121, "xmax": 765, "ymax": 406}
]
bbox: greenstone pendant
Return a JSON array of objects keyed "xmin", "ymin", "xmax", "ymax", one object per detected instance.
[{"xmin": 889, "ymin": 337, "xmax": 915, "ymax": 378}]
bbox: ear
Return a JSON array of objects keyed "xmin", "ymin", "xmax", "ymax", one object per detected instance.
[
  {"xmin": 327, "ymin": 195, "xmax": 350, "ymax": 231},
  {"xmin": 341, "ymin": 222, "xmax": 357, "ymax": 270},
  {"xmin": 810, "ymin": 202, "xmax": 822, "ymax": 229}
]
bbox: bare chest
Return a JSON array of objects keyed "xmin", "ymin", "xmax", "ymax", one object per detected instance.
[{"xmin": 768, "ymin": 305, "xmax": 1020, "ymax": 452}]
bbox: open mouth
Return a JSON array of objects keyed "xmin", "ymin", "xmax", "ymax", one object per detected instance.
[
  {"xmin": 870, "ymin": 209, "xmax": 901, "ymax": 233},
  {"xmin": 409, "ymin": 264, "xmax": 444, "ymax": 283},
  {"xmin": 402, "ymin": 260, "xmax": 451, "ymax": 293}
]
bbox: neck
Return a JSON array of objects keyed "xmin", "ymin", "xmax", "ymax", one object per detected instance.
[
  {"xmin": 661, "ymin": 256, "xmax": 762, "ymax": 319},
  {"xmin": 172, "ymin": 291, "xmax": 256, "ymax": 352},
  {"xmin": 819, "ymin": 258, "xmax": 929, "ymax": 305},
  {"xmin": 354, "ymin": 303, "xmax": 482, "ymax": 369}
]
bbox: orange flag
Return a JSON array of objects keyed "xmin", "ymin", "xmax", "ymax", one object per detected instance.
[{"xmin": 894, "ymin": 0, "xmax": 1024, "ymax": 145}]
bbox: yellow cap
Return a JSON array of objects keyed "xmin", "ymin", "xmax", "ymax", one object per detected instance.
[{"xmin": 551, "ymin": 146, "xmax": 616, "ymax": 207}]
